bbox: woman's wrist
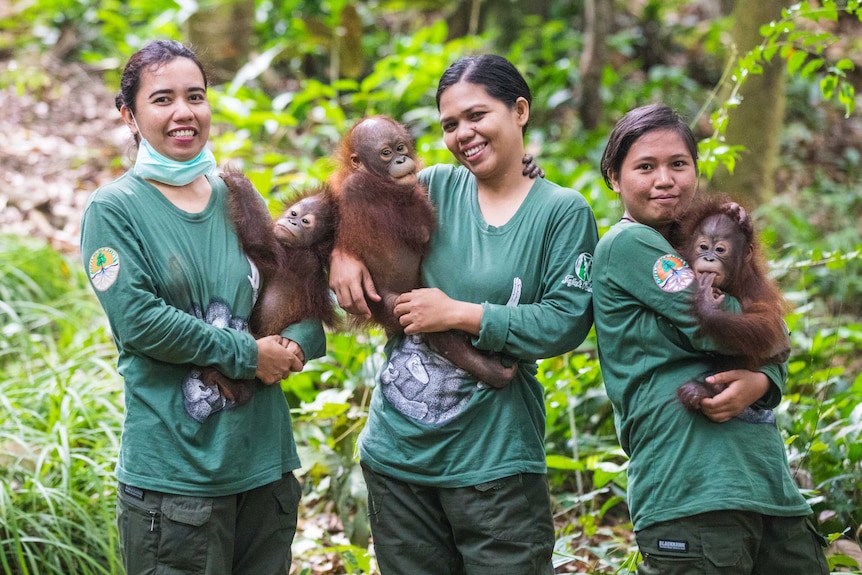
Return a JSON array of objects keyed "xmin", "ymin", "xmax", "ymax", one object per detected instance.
[{"xmin": 452, "ymin": 301, "xmax": 484, "ymax": 335}]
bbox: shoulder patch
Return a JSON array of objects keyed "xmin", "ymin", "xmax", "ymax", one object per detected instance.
[
  {"xmin": 652, "ymin": 254, "xmax": 694, "ymax": 293},
  {"xmin": 88, "ymin": 247, "xmax": 121, "ymax": 292},
  {"xmin": 562, "ymin": 253, "xmax": 593, "ymax": 292},
  {"xmin": 575, "ymin": 253, "xmax": 593, "ymax": 283}
]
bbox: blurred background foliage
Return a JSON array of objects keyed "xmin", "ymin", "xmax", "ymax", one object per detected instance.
[{"xmin": 1, "ymin": 0, "xmax": 861, "ymax": 573}]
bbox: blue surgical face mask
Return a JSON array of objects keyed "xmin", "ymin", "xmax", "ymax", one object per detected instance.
[{"xmin": 130, "ymin": 115, "xmax": 216, "ymax": 186}]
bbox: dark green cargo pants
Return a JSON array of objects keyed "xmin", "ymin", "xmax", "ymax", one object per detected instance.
[
  {"xmin": 635, "ymin": 510, "xmax": 829, "ymax": 574},
  {"xmin": 116, "ymin": 472, "xmax": 301, "ymax": 575},
  {"xmin": 362, "ymin": 463, "xmax": 555, "ymax": 575}
]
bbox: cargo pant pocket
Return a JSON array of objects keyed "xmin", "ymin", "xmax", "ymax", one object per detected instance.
[{"xmin": 157, "ymin": 495, "xmax": 213, "ymax": 574}]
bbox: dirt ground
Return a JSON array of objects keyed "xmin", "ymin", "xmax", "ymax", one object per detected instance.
[{"xmin": 0, "ymin": 53, "xmax": 126, "ymax": 255}]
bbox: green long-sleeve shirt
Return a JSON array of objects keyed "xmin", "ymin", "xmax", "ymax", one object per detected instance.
[
  {"xmin": 358, "ymin": 164, "xmax": 599, "ymax": 486},
  {"xmin": 593, "ymin": 220, "xmax": 809, "ymax": 531},
  {"xmin": 81, "ymin": 171, "xmax": 324, "ymax": 496}
]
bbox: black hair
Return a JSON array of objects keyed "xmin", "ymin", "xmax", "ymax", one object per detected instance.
[
  {"xmin": 115, "ymin": 40, "xmax": 207, "ymax": 115},
  {"xmin": 600, "ymin": 104, "xmax": 698, "ymax": 189},
  {"xmin": 435, "ymin": 54, "xmax": 532, "ymax": 135}
]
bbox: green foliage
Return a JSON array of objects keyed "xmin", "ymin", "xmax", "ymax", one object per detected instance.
[
  {"xmin": 0, "ymin": 235, "xmax": 123, "ymax": 573},
  {"xmin": 0, "ymin": 0, "xmax": 183, "ymax": 62},
  {"xmin": 762, "ymin": 184, "xmax": 862, "ymax": 538},
  {"xmin": 761, "ymin": 171, "xmax": 862, "ymax": 313},
  {"xmin": 288, "ymin": 330, "xmax": 382, "ymax": 559},
  {"xmin": 698, "ymin": 0, "xmax": 861, "ymax": 179}
]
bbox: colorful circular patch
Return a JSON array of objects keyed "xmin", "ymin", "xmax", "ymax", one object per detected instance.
[
  {"xmin": 652, "ymin": 254, "xmax": 695, "ymax": 293},
  {"xmin": 88, "ymin": 247, "xmax": 120, "ymax": 292}
]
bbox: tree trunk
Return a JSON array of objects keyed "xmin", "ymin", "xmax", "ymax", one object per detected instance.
[
  {"xmin": 186, "ymin": 0, "xmax": 255, "ymax": 86},
  {"xmin": 578, "ymin": 0, "xmax": 612, "ymax": 130},
  {"xmin": 711, "ymin": 0, "xmax": 792, "ymax": 205},
  {"xmin": 448, "ymin": 0, "xmax": 552, "ymax": 42}
]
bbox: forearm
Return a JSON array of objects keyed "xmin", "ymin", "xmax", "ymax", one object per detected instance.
[
  {"xmin": 82, "ymin": 199, "xmax": 258, "ymax": 379},
  {"xmin": 394, "ymin": 288, "xmax": 482, "ymax": 336},
  {"xmin": 477, "ymin": 297, "xmax": 594, "ymax": 359},
  {"xmin": 444, "ymin": 300, "xmax": 484, "ymax": 336}
]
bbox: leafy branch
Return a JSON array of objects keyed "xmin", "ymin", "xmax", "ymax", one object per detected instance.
[{"xmin": 698, "ymin": 0, "xmax": 860, "ymax": 179}]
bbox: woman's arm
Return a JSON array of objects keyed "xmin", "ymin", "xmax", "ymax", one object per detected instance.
[
  {"xmin": 82, "ymin": 197, "xmax": 260, "ymax": 380},
  {"xmin": 477, "ymin": 200, "xmax": 599, "ymax": 360}
]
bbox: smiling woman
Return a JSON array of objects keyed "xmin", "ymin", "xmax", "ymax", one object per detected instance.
[
  {"xmin": 117, "ymin": 51, "xmax": 215, "ymax": 212},
  {"xmin": 122, "ymin": 58, "xmax": 211, "ymax": 162},
  {"xmin": 329, "ymin": 54, "xmax": 599, "ymax": 575},
  {"xmin": 79, "ymin": 39, "xmax": 325, "ymax": 575}
]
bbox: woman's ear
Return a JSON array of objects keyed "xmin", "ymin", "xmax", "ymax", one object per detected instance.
[
  {"xmin": 514, "ymin": 97, "xmax": 530, "ymax": 127},
  {"xmin": 610, "ymin": 172, "xmax": 621, "ymax": 193},
  {"xmin": 120, "ymin": 105, "xmax": 137, "ymax": 135}
]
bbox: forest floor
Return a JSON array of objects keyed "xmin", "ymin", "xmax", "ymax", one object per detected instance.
[{"xmin": 0, "ymin": 53, "xmax": 124, "ymax": 256}]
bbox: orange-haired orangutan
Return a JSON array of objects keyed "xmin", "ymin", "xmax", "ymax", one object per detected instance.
[
  {"xmin": 200, "ymin": 171, "xmax": 338, "ymax": 404},
  {"xmin": 675, "ymin": 196, "xmax": 791, "ymax": 410},
  {"xmin": 330, "ymin": 115, "xmax": 518, "ymax": 388}
]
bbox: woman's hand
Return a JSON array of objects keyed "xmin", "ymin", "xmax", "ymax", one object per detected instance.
[
  {"xmin": 700, "ymin": 369, "xmax": 769, "ymax": 423},
  {"xmin": 329, "ymin": 247, "xmax": 380, "ymax": 318},
  {"xmin": 282, "ymin": 338, "xmax": 305, "ymax": 364},
  {"xmin": 394, "ymin": 288, "xmax": 482, "ymax": 335},
  {"xmin": 255, "ymin": 335, "xmax": 304, "ymax": 384},
  {"xmin": 522, "ymin": 154, "xmax": 545, "ymax": 179}
]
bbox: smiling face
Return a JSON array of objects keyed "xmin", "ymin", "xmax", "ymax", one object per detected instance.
[
  {"xmin": 438, "ymin": 81, "xmax": 528, "ymax": 184},
  {"xmin": 610, "ymin": 128, "xmax": 698, "ymax": 236},
  {"xmin": 121, "ymin": 57, "xmax": 211, "ymax": 162}
]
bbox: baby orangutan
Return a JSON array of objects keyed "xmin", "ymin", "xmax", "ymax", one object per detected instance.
[
  {"xmin": 199, "ymin": 172, "xmax": 338, "ymax": 404},
  {"xmin": 330, "ymin": 115, "xmax": 518, "ymax": 387},
  {"xmin": 675, "ymin": 196, "xmax": 791, "ymax": 410}
]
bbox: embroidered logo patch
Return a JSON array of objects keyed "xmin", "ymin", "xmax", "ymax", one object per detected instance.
[
  {"xmin": 658, "ymin": 539, "xmax": 689, "ymax": 553},
  {"xmin": 563, "ymin": 253, "xmax": 593, "ymax": 292},
  {"xmin": 652, "ymin": 254, "xmax": 694, "ymax": 293},
  {"xmin": 88, "ymin": 247, "xmax": 120, "ymax": 292}
]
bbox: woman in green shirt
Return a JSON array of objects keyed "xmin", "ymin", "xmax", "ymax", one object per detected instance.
[
  {"xmin": 592, "ymin": 103, "xmax": 828, "ymax": 574},
  {"xmin": 81, "ymin": 40, "xmax": 324, "ymax": 574},
  {"xmin": 330, "ymin": 55, "xmax": 598, "ymax": 574}
]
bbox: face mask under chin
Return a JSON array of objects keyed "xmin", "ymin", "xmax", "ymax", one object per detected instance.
[{"xmin": 133, "ymin": 138, "xmax": 217, "ymax": 186}]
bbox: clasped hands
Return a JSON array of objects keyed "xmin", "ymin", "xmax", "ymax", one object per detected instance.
[{"xmin": 255, "ymin": 335, "xmax": 305, "ymax": 385}]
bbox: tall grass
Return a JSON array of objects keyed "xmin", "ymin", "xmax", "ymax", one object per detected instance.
[{"xmin": 0, "ymin": 235, "xmax": 123, "ymax": 574}]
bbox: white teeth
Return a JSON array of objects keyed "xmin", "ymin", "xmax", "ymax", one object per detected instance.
[
  {"xmin": 171, "ymin": 129, "xmax": 194, "ymax": 137},
  {"xmin": 464, "ymin": 144, "xmax": 485, "ymax": 158}
]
